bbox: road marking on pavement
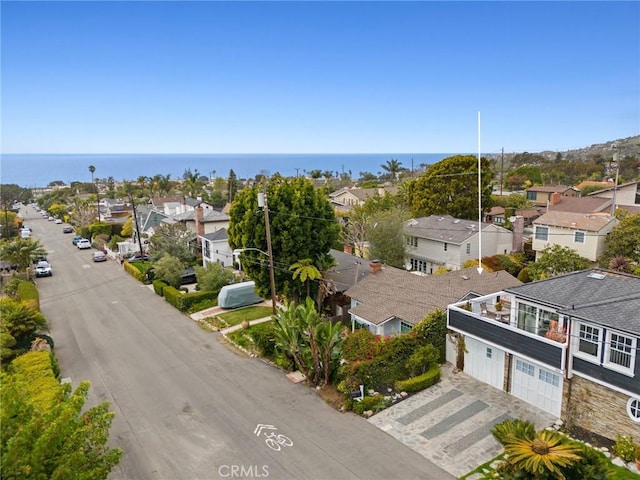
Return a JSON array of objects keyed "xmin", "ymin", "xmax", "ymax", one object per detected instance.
[{"xmin": 254, "ymin": 424, "xmax": 293, "ymax": 451}]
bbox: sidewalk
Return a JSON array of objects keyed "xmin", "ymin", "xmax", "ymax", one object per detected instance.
[{"xmin": 189, "ymin": 300, "xmax": 275, "ymax": 334}]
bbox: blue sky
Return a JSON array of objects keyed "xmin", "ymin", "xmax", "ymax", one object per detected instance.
[{"xmin": 1, "ymin": 1, "xmax": 638, "ymax": 155}]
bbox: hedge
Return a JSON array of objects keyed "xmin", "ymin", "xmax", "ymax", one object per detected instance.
[
  {"xmin": 153, "ymin": 279, "xmax": 168, "ymax": 296},
  {"xmin": 163, "ymin": 286, "xmax": 218, "ymax": 313},
  {"xmin": 123, "ymin": 261, "xmax": 147, "ymax": 282},
  {"xmin": 394, "ymin": 364, "xmax": 441, "ymax": 393},
  {"xmin": 7, "ymin": 351, "xmax": 61, "ymax": 410},
  {"xmin": 17, "ymin": 280, "xmax": 40, "ymax": 311}
]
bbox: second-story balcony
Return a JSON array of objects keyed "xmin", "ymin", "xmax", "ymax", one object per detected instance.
[{"xmin": 448, "ymin": 292, "xmax": 568, "ymax": 371}]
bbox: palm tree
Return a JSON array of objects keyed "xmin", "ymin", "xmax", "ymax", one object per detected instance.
[
  {"xmin": 289, "ymin": 259, "xmax": 321, "ymax": 300},
  {"xmin": 381, "ymin": 159, "xmax": 403, "ymax": 181},
  {"xmin": 89, "ymin": 165, "xmax": 100, "ymax": 221},
  {"xmin": 0, "ymin": 238, "xmax": 47, "ymax": 271},
  {"xmin": 494, "ymin": 419, "xmax": 581, "ymax": 478},
  {"xmin": 315, "ymin": 319, "xmax": 345, "ymax": 385}
]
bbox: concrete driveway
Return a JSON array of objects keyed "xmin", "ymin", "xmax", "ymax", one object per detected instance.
[{"xmin": 368, "ymin": 363, "xmax": 557, "ymax": 478}]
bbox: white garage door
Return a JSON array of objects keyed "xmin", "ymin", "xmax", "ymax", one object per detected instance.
[
  {"xmin": 512, "ymin": 357, "xmax": 562, "ymax": 417},
  {"xmin": 464, "ymin": 337, "xmax": 505, "ymax": 390}
]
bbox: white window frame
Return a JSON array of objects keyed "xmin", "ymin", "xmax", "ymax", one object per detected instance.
[
  {"xmin": 627, "ymin": 397, "xmax": 640, "ymax": 423},
  {"xmin": 573, "ymin": 230, "xmax": 586, "ymax": 244},
  {"xmin": 573, "ymin": 322, "xmax": 602, "ymax": 363},
  {"xmin": 535, "ymin": 225, "xmax": 549, "ymax": 241},
  {"xmin": 604, "ymin": 330, "xmax": 636, "ymax": 376}
]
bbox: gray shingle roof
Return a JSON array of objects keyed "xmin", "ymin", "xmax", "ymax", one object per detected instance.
[
  {"xmin": 201, "ymin": 229, "xmax": 228, "ymax": 241},
  {"xmin": 346, "ymin": 266, "xmax": 522, "ymax": 326},
  {"xmin": 505, "ymin": 269, "xmax": 640, "ymax": 334},
  {"xmin": 404, "ymin": 215, "xmax": 504, "ymax": 245},
  {"xmin": 325, "ymin": 249, "xmax": 371, "ymax": 292}
]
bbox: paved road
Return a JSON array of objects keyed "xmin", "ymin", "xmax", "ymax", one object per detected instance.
[{"xmin": 24, "ymin": 208, "xmax": 454, "ymax": 480}]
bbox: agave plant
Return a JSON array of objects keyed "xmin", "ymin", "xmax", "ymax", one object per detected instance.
[{"xmin": 502, "ymin": 429, "xmax": 581, "ymax": 478}]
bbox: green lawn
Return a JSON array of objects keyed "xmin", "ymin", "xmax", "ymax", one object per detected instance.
[{"xmin": 216, "ymin": 305, "xmax": 273, "ymax": 326}]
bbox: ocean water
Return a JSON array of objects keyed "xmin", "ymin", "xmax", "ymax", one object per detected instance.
[{"xmin": 0, "ymin": 153, "xmax": 459, "ymax": 188}]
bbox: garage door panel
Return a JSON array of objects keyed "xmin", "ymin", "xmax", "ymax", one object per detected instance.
[
  {"xmin": 464, "ymin": 337, "xmax": 504, "ymax": 390},
  {"xmin": 512, "ymin": 357, "xmax": 561, "ymax": 417}
]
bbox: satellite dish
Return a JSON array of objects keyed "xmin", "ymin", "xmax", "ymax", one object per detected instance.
[{"xmin": 405, "ymin": 261, "xmax": 412, "ymax": 271}]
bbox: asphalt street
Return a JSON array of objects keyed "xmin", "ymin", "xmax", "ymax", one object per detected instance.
[{"xmin": 24, "ymin": 207, "xmax": 454, "ymax": 480}]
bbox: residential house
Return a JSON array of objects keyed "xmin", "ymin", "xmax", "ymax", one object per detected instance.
[
  {"xmin": 525, "ymin": 185, "xmax": 576, "ymax": 207},
  {"xmin": 345, "ymin": 264, "xmax": 521, "ymax": 336},
  {"xmin": 532, "ymin": 211, "xmax": 618, "ymax": 262},
  {"xmin": 514, "ymin": 208, "xmax": 541, "ymax": 227},
  {"xmin": 447, "ymin": 269, "xmax": 640, "ymax": 441},
  {"xmin": 173, "ymin": 204, "xmax": 230, "ymax": 239},
  {"xmin": 588, "ymin": 180, "xmax": 640, "ymax": 214},
  {"xmin": 329, "ymin": 186, "xmax": 397, "ymax": 214},
  {"xmin": 322, "ymin": 248, "xmax": 372, "ymax": 318},
  {"xmin": 484, "ymin": 206, "xmax": 506, "ymax": 226},
  {"xmin": 404, "ymin": 215, "xmax": 514, "ymax": 274},
  {"xmin": 199, "ymin": 229, "xmax": 233, "ymax": 267}
]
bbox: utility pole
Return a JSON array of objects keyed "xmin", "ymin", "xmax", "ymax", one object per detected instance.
[
  {"xmin": 610, "ymin": 143, "xmax": 619, "ymax": 217},
  {"xmin": 500, "ymin": 147, "xmax": 504, "ymax": 196},
  {"xmin": 258, "ymin": 186, "xmax": 277, "ymax": 315},
  {"xmin": 129, "ymin": 194, "xmax": 145, "ymax": 257}
]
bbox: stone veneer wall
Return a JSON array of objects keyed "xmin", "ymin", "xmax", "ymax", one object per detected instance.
[{"xmin": 563, "ymin": 375, "xmax": 639, "ymax": 441}]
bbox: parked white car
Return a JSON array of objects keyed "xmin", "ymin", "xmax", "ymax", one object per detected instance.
[
  {"xmin": 35, "ymin": 261, "xmax": 52, "ymax": 277},
  {"xmin": 77, "ymin": 239, "xmax": 91, "ymax": 250}
]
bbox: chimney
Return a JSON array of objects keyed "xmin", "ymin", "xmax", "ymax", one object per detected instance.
[
  {"xmin": 512, "ymin": 216, "xmax": 524, "ymax": 253},
  {"xmin": 370, "ymin": 260, "xmax": 382, "ymax": 274},
  {"xmin": 343, "ymin": 244, "xmax": 353, "ymax": 255},
  {"xmin": 194, "ymin": 205, "xmax": 205, "ymax": 239},
  {"xmin": 549, "ymin": 192, "xmax": 562, "ymax": 206}
]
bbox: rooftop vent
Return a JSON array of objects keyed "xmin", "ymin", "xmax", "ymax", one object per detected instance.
[
  {"xmin": 460, "ymin": 275, "xmax": 469, "ymax": 280},
  {"xmin": 587, "ymin": 272, "xmax": 606, "ymax": 280}
]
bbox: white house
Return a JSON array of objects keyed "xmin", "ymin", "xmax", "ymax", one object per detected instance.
[
  {"xmin": 199, "ymin": 229, "xmax": 233, "ymax": 267},
  {"xmin": 403, "ymin": 215, "xmax": 514, "ymax": 274}
]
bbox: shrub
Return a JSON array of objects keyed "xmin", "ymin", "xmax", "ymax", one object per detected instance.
[
  {"xmin": 405, "ymin": 344, "xmax": 439, "ymax": 377},
  {"xmin": 7, "ymin": 351, "xmax": 61, "ymax": 409},
  {"xmin": 163, "ymin": 286, "xmax": 217, "ymax": 313},
  {"xmin": 123, "ymin": 261, "xmax": 147, "ymax": 282},
  {"xmin": 612, "ymin": 435, "xmax": 636, "ymax": 462},
  {"xmin": 186, "ymin": 298, "xmax": 217, "ymax": 314},
  {"xmin": 342, "ymin": 328, "xmax": 378, "ymax": 361},
  {"xmin": 351, "ymin": 394, "xmax": 392, "ymax": 415},
  {"xmin": 491, "ymin": 419, "xmax": 536, "ymax": 444},
  {"xmin": 394, "ymin": 364, "xmax": 440, "ymax": 393},
  {"xmin": 249, "ymin": 322, "xmax": 276, "ymax": 357},
  {"xmin": 153, "ymin": 279, "xmax": 168, "ymax": 296},
  {"xmin": 411, "ymin": 309, "xmax": 447, "ymax": 362},
  {"xmin": 2, "ymin": 278, "xmax": 21, "ymax": 298}
]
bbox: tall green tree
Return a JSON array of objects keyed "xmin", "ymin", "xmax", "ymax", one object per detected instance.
[
  {"xmin": 147, "ymin": 223, "xmax": 194, "ymax": 264},
  {"xmin": 228, "ymin": 175, "xmax": 340, "ymax": 300},
  {"xmin": 194, "ymin": 262, "xmax": 235, "ymax": 294},
  {"xmin": 408, "ymin": 155, "xmax": 494, "ymax": 220},
  {"xmin": 599, "ymin": 212, "xmax": 640, "ymax": 272},
  {"xmin": 528, "ymin": 245, "xmax": 591, "ymax": 281},
  {"xmin": 367, "ymin": 206, "xmax": 408, "ymax": 268}
]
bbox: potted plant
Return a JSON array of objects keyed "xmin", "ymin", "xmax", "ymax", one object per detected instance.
[{"xmin": 494, "ymin": 300, "xmax": 503, "ymax": 311}]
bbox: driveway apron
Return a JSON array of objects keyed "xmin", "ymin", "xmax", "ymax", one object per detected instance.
[{"xmin": 368, "ymin": 363, "xmax": 558, "ymax": 478}]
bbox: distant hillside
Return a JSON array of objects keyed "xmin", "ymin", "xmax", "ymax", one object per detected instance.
[{"xmin": 490, "ymin": 135, "xmax": 640, "ymax": 165}]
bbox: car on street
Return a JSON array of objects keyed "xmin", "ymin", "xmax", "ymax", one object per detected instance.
[
  {"xmin": 92, "ymin": 251, "xmax": 107, "ymax": 262},
  {"xmin": 77, "ymin": 239, "xmax": 91, "ymax": 249},
  {"xmin": 55, "ymin": 218, "xmax": 63, "ymax": 224},
  {"xmin": 72, "ymin": 235, "xmax": 83, "ymax": 245},
  {"xmin": 63, "ymin": 226, "xmax": 74, "ymax": 234},
  {"xmin": 48, "ymin": 216, "xmax": 54, "ymax": 221},
  {"xmin": 35, "ymin": 261, "xmax": 53, "ymax": 277}
]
